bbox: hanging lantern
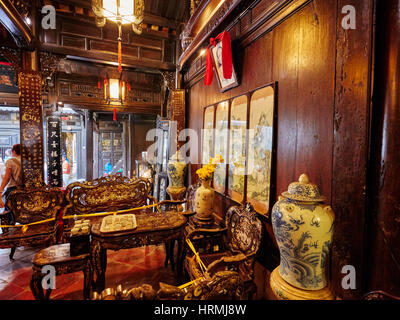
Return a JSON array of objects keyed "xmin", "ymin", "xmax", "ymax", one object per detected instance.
[
  {"xmin": 92, "ymin": 0, "xmax": 145, "ymax": 73},
  {"xmin": 104, "ymin": 76, "xmax": 126, "ymax": 121}
]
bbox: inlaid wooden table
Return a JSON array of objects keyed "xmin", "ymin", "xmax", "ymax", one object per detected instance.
[
  {"xmin": 90, "ymin": 210, "xmax": 187, "ymax": 293},
  {"xmin": 30, "ymin": 243, "xmax": 93, "ymax": 300}
]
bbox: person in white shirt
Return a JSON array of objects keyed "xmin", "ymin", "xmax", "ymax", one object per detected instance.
[{"xmin": 0, "ymin": 144, "xmax": 22, "ymax": 225}]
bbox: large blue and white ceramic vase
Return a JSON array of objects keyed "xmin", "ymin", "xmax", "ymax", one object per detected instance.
[{"xmin": 271, "ymin": 174, "xmax": 335, "ymax": 291}]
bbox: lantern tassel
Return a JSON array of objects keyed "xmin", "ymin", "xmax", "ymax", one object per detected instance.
[
  {"xmin": 118, "ymin": 41, "xmax": 122, "ymax": 73},
  {"xmin": 113, "ymin": 107, "xmax": 117, "ymax": 121}
]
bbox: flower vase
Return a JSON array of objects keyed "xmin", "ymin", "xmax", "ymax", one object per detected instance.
[
  {"xmin": 193, "ymin": 179, "xmax": 214, "ymax": 227},
  {"xmin": 270, "ymin": 174, "xmax": 335, "ymax": 300}
]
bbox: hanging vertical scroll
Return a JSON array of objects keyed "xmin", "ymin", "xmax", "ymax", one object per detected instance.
[
  {"xmin": 47, "ymin": 115, "xmax": 62, "ymax": 187},
  {"xmin": 18, "ymin": 71, "xmax": 45, "ymax": 188},
  {"xmin": 170, "ymin": 89, "xmax": 185, "ymax": 135}
]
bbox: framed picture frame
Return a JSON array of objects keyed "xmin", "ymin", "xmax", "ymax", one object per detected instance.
[
  {"xmin": 227, "ymin": 95, "xmax": 248, "ymax": 203},
  {"xmin": 211, "ymin": 41, "xmax": 239, "ymax": 92},
  {"xmin": 246, "ymin": 85, "xmax": 276, "ymax": 215},
  {"xmin": 202, "ymin": 105, "xmax": 215, "ymax": 165},
  {"xmin": 213, "ymin": 101, "xmax": 229, "ymax": 194}
]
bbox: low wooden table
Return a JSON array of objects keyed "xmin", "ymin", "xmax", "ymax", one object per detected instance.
[
  {"xmin": 30, "ymin": 243, "xmax": 93, "ymax": 300},
  {"xmin": 90, "ymin": 210, "xmax": 187, "ymax": 293}
]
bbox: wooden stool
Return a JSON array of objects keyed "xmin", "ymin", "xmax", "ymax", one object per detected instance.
[{"xmin": 30, "ymin": 243, "xmax": 93, "ymax": 300}]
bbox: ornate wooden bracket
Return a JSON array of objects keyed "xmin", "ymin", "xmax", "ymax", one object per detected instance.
[
  {"xmin": 161, "ymin": 71, "xmax": 176, "ymax": 91},
  {"xmin": 39, "ymin": 51, "xmax": 66, "ymax": 92}
]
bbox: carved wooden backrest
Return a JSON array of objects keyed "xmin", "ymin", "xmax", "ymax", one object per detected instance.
[
  {"xmin": 7, "ymin": 186, "xmax": 64, "ymax": 225},
  {"xmin": 65, "ymin": 176, "xmax": 153, "ymax": 216},
  {"xmin": 225, "ymin": 202, "xmax": 263, "ymax": 256}
]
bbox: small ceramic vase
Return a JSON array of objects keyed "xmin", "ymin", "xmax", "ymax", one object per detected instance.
[
  {"xmin": 194, "ymin": 179, "xmax": 214, "ymax": 222},
  {"xmin": 271, "ymin": 174, "xmax": 335, "ymax": 290}
]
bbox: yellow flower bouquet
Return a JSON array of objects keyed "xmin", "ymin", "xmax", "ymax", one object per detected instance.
[{"xmin": 196, "ymin": 155, "xmax": 224, "ymax": 181}]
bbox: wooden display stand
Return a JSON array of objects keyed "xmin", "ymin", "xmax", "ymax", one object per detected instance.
[{"xmin": 269, "ymin": 267, "xmax": 335, "ymax": 300}]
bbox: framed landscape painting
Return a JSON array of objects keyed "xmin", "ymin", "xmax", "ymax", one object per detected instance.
[
  {"xmin": 246, "ymin": 85, "xmax": 276, "ymax": 215},
  {"xmin": 213, "ymin": 101, "xmax": 229, "ymax": 193},
  {"xmin": 227, "ymin": 95, "xmax": 248, "ymax": 203},
  {"xmin": 202, "ymin": 105, "xmax": 215, "ymax": 165}
]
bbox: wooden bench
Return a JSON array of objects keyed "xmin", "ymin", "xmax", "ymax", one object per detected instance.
[
  {"xmin": 0, "ymin": 186, "xmax": 64, "ymax": 260},
  {"xmin": 62, "ymin": 175, "xmax": 155, "ymax": 238}
]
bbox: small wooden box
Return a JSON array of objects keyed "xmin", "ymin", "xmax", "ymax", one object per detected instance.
[{"xmin": 70, "ymin": 234, "xmax": 90, "ymax": 256}]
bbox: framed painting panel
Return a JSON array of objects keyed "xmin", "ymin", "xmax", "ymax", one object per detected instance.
[
  {"xmin": 246, "ymin": 85, "xmax": 276, "ymax": 215},
  {"xmin": 211, "ymin": 41, "xmax": 239, "ymax": 92},
  {"xmin": 213, "ymin": 101, "xmax": 229, "ymax": 194},
  {"xmin": 202, "ymin": 105, "xmax": 215, "ymax": 165},
  {"xmin": 227, "ymin": 95, "xmax": 248, "ymax": 203}
]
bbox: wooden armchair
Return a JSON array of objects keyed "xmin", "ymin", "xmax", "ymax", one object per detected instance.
[
  {"xmin": 92, "ymin": 270, "xmax": 244, "ymax": 300},
  {"xmin": 62, "ymin": 176, "xmax": 155, "ymax": 239},
  {"xmin": 0, "ymin": 186, "xmax": 64, "ymax": 260},
  {"xmin": 184, "ymin": 203, "xmax": 263, "ymax": 299}
]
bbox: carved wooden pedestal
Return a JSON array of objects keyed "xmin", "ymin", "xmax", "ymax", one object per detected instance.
[
  {"xmin": 269, "ymin": 267, "xmax": 335, "ymax": 300},
  {"xmin": 30, "ymin": 243, "xmax": 93, "ymax": 300}
]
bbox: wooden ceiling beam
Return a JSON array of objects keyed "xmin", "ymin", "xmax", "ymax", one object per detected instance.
[
  {"xmin": 64, "ymin": 102, "xmax": 160, "ymax": 115},
  {"xmin": 41, "ymin": 43, "xmax": 176, "ymax": 71}
]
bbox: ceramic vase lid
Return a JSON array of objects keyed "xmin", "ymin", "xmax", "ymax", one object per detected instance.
[{"xmin": 281, "ymin": 174, "xmax": 325, "ymax": 202}]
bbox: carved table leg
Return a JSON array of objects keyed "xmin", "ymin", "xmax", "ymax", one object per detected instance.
[
  {"xmin": 30, "ymin": 269, "xmax": 45, "ymax": 300},
  {"xmin": 167, "ymin": 240, "xmax": 176, "ymax": 271},
  {"xmin": 91, "ymin": 241, "xmax": 107, "ymax": 293},
  {"xmin": 9, "ymin": 247, "xmax": 16, "ymax": 260},
  {"xmin": 164, "ymin": 241, "xmax": 171, "ymax": 267},
  {"xmin": 176, "ymin": 236, "xmax": 184, "ymax": 279},
  {"xmin": 83, "ymin": 260, "xmax": 93, "ymax": 300}
]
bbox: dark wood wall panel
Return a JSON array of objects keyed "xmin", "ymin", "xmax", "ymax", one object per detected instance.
[
  {"xmin": 185, "ymin": 0, "xmax": 373, "ymax": 299},
  {"xmin": 366, "ymin": 0, "xmax": 400, "ymax": 297},
  {"xmin": 61, "ymin": 35, "xmax": 85, "ymax": 49},
  {"xmin": 293, "ymin": 1, "xmax": 335, "ymax": 201},
  {"xmin": 331, "ymin": 0, "xmax": 373, "ymax": 299}
]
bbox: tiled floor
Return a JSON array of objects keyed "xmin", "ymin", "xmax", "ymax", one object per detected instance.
[{"xmin": 0, "ymin": 244, "xmax": 178, "ymax": 300}]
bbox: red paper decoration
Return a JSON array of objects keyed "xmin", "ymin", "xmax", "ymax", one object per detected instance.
[{"xmin": 204, "ymin": 31, "xmax": 233, "ymax": 86}]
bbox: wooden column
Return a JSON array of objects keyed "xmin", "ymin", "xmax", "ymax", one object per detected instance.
[
  {"xmin": 365, "ymin": 0, "xmax": 400, "ymax": 296},
  {"xmin": 85, "ymin": 110, "xmax": 94, "ymax": 181},
  {"xmin": 18, "ymin": 70, "xmax": 45, "ymax": 188}
]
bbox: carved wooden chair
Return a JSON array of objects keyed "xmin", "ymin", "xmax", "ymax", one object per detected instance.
[
  {"xmin": 184, "ymin": 202, "xmax": 263, "ymax": 299},
  {"xmin": 0, "ymin": 186, "xmax": 64, "ymax": 260},
  {"xmin": 62, "ymin": 175, "xmax": 155, "ymax": 239},
  {"xmin": 92, "ymin": 270, "xmax": 244, "ymax": 300}
]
